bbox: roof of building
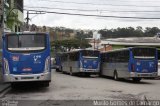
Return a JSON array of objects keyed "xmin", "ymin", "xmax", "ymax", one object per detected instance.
[{"xmin": 101, "ymin": 37, "xmax": 160, "ymax": 47}]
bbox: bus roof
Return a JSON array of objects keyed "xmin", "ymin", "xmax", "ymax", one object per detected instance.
[
  {"xmin": 101, "ymin": 47, "xmax": 156, "ymax": 54},
  {"xmin": 60, "ymin": 49, "xmax": 100, "ymax": 54},
  {"xmin": 4, "ymin": 32, "xmax": 48, "ymax": 35}
]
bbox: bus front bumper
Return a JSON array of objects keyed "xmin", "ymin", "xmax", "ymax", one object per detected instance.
[
  {"xmin": 130, "ymin": 72, "xmax": 158, "ymax": 78},
  {"xmin": 3, "ymin": 72, "xmax": 51, "ymax": 82},
  {"xmin": 79, "ymin": 68, "xmax": 99, "ymax": 73}
]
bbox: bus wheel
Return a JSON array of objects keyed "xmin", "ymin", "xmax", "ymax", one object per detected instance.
[
  {"xmin": 11, "ymin": 83, "xmax": 17, "ymax": 89},
  {"xmin": 56, "ymin": 68, "xmax": 59, "ymax": 72},
  {"xmin": 114, "ymin": 71, "xmax": 119, "ymax": 81},
  {"xmin": 42, "ymin": 81, "xmax": 49, "ymax": 87},
  {"xmin": 70, "ymin": 70, "xmax": 74, "ymax": 76},
  {"xmin": 85, "ymin": 73, "xmax": 90, "ymax": 77},
  {"xmin": 62, "ymin": 67, "xmax": 65, "ymax": 74},
  {"xmin": 62, "ymin": 71, "xmax": 65, "ymax": 74},
  {"xmin": 59, "ymin": 66, "xmax": 62, "ymax": 72},
  {"xmin": 132, "ymin": 78, "xmax": 141, "ymax": 82},
  {"xmin": 70, "ymin": 71, "xmax": 73, "ymax": 76},
  {"xmin": 70, "ymin": 67, "xmax": 74, "ymax": 76}
]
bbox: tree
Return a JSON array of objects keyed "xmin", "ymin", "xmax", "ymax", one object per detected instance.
[
  {"xmin": 51, "ymin": 39, "xmax": 92, "ymax": 52},
  {"xmin": 98, "ymin": 26, "xmax": 160, "ymax": 38},
  {"xmin": 144, "ymin": 27, "xmax": 160, "ymax": 37}
]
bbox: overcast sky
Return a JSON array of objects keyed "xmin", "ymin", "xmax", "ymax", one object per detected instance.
[{"xmin": 24, "ymin": 0, "xmax": 160, "ymax": 30}]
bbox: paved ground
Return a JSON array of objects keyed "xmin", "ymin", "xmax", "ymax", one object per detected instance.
[{"xmin": 0, "ymin": 70, "xmax": 160, "ymax": 105}]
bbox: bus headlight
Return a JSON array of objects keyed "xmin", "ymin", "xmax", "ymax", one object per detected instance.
[
  {"xmin": 3, "ymin": 58, "xmax": 10, "ymax": 74},
  {"xmin": 44, "ymin": 56, "xmax": 50, "ymax": 73}
]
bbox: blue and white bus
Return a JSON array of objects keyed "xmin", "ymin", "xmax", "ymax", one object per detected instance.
[
  {"xmin": 54, "ymin": 53, "xmax": 62, "ymax": 72},
  {"xmin": 100, "ymin": 47, "xmax": 158, "ymax": 82},
  {"xmin": 2, "ymin": 32, "xmax": 51, "ymax": 87},
  {"xmin": 61, "ymin": 49, "xmax": 100, "ymax": 76}
]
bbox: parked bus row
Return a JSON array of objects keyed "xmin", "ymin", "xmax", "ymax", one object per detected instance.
[
  {"xmin": 54, "ymin": 47, "xmax": 158, "ymax": 82},
  {"xmin": 1, "ymin": 32, "xmax": 158, "ymax": 88}
]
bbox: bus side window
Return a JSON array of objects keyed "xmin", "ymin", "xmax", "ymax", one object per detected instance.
[
  {"xmin": 108, "ymin": 53, "xmax": 111, "ymax": 62},
  {"xmin": 75, "ymin": 52, "xmax": 79, "ymax": 61},
  {"xmin": 62, "ymin": 54, "xmax": 68, "ymax": 61},
  {"xmin": 110, "ymin": 52, "xmax": 115, "ymax": 62},
  {"xmin": 68, "ymin": 52, "xmax": 79, "ymax": 61},
  {"xmin": 69, "ymin": 53, "xmax": 73, "ymax": 61},
  {"xmin": 120, "ymin": 51, "xmax": 124, "ymax": 62},
  {"xmin": 104, "ymin": 54, "xmax": 108, "ymax": 62},
  {"xmin": 114, "ymin": 51, "xmax": 121, "ymax": 62}
]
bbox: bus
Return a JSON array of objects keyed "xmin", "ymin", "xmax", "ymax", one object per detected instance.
[
  {"xmin": 54, "ymin": 53, "xmax": 62, "ymax": 72},
  {"xmin": 100, "ymin": 47, "xmax": 158, "ymax": 82},
  {"xmin": 2, "ymin": 32, "xmax": 51, "ymax": 87},
  {"xmin": 61, "ymin": 49, "xmax": 100, "ymax": 76}
]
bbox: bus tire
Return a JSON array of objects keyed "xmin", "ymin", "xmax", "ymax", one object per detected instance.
[
  {"xmin": 114, "ymin": 71, "xmax": 119, "ymax": 81},
  {"xmin": 11, "ymin": 83, "xmax": 17, "ymax": 89},
  {"xmin": 85, "ymin": 73, "xmax": 90, "ymax": 77},
  {"xmin": 59, "ymin": 66, "xmax": 62, "ymax": 72},
  {"xmin": 99, "ymin": 71, "xmax": 102, "ymax": 77},
  {"xmin": 56, "ymin": 68, "xmax": 59, "ymax": 72},
  {"xmin": 132, "ymin": 78, "xmax": 141, "ymax": 82},
  {"xmin": 62, "ymin": 67, "xmax": 65, "ymax": 74},
  {"xmin": 70, "ymin": 72, "xmax": 73, "ymax": 76},
  {"xmin": 70, "ymin": 67, "xmax": 74, "ymax": 76},
  {"xmin": 42, "ymin": 81, "xmax": 49, "ymax": 87}
]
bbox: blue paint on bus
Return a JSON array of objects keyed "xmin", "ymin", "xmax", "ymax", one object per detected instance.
[
  {"xmin": 101, "ymin": 47, "xmax": 158, "ymax": 82},
  {"xmin": 60, "ymin": 49, "xmax": 100, "ymax": 75},
  {"xmin": 2, "ymin": 32, "xmax": 51, "ymax": 86}
]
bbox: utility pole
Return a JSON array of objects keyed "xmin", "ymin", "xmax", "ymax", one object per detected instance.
[
  {"xmin": 25, "ymin": 11, "xmax": 45, "ymax": 31},
  {"xmin": 26, "ymin": 11, "xmax": 29, "ymax": 27},
  {"xmin": 93, "ymin": 38, "xmax": 95, "ymax": 50},
  {"xmin": 25, "ymin": 11, "xmax": 30, "ymax": 30}
]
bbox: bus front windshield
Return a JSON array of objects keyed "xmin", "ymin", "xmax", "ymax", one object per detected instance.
[
  {"xmin": 81, "ymin": 50, "xmax": 99, "ymax": 59},
  {"xmin": 7, "ymin": 34, "xmax": 46, "ymax": 52},
  {"xmin": 132, "ymin": 48, "xmax": 156, "ymax": 59}
]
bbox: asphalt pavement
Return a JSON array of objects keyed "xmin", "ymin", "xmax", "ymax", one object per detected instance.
[{"xmin": 0, "ymin": 70, "xmax": 160, "ymax": 106}]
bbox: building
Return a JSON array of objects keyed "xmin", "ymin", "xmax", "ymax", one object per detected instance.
[
  {"xmin": 100, "ymin": 37, "xmax": 160, "ymax": 51},
  {"xmin": 4, "ymin": 0, "xmax": 24, "ymax": 32}
]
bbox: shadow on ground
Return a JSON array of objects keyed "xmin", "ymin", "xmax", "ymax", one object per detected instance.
[
  {"xmin": 101, "ymin": 76, "xmax": 154, "ymax": 85},
  {"xmin": 9, "ymin": 82, "xmax": 49, "ymax": 93}
]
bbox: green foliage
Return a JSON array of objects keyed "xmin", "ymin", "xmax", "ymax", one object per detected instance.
[
  {"xmin": 99, "ymin": 26, "xmax": 160, "ymax": 39},
  {"xmin": 76, "ymin": 30, "xmax": 93, "ymax": 39},
  {"xmin": 6, "ymin": 8, "xmax": 19, "ymax": 31},
  {"xmin": 51, "ymin": 39, "xmax": 92, "ymax": 51}
]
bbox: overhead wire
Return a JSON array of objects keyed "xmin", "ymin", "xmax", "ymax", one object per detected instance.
[
  {"xmin": 38, "ymin": 0, "xmax": 160, "ymax": 8},
  {"xmin": 24, "ymin": 6, "xmax": 160, "ymax": 13},
  {"xmin": 23, "ymin": 9, "xmax": 160, "ymax": 20}
]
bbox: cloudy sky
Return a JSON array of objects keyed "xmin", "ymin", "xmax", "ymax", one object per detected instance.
[{"xmin": 24, "ymin": 0, "xmax": 160, "ymax": 30}]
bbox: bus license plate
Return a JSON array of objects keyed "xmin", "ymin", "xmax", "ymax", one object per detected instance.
[
  {"xmin": 142, "ymin": 69, "xmax": 148, "ymax": 72},
  {"xmin": 23, "ymin": 68, "xmax": 32, "ymax": 71}
]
